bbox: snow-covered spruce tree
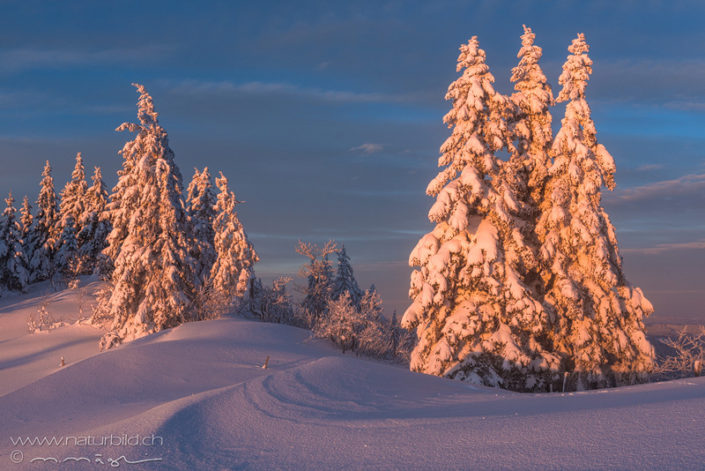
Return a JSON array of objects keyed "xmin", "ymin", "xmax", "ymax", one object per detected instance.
[
  {"xmin": 504, "ymin": 25, "xmax": 557, "ymax": 345},
  {"xmin": 93, "ymin": 84, "xmax": 197, "ymax": 349},
  {"xmin": 54, "ymin": 214, "xmax": 79, "ymax": 277},
  {"xmin": 536, "ymin": 34, "xmax": 654, "ymax": 389},
  {"xmin": 19, "ymin": 195, "xmax": 33, "ymax": 268},
  {"xmin": 28, "ymin": 161, "xmax": 60, "ymax": 283},
  {"xmin": 102, "ymin": 107, "xmax": 143, "ymax": 272},
  {"xmin": 402, "ymin": 36, "xmax": 559, "ymax": 391},
  {"xmin": 59, "ymin": 153, "xmax": 88, "ymax": 233},
  {"xmin": 331, "ymin": 245, "xmax": 363, "ymax": 308},
  {"xmin": 508, "ymin": 25, "xmax": 553, "ymax": 273},
  {"xmin": 508, "ymin": 25, "xmax": 554, "ymax": 213},
  {"xmin": 0, "ymin": 192, "xmax": 29, "ymax": 292},
  {"xmin": 297, "ymin": 240, "xmax": 337, "ymax": 326},
  {"xmin": 207, "ymin": 171, "xmax": 258, "ymax": 314},
  {"xmin": 55, "ymin": 153, "xmax": 88, "ymax": 275},
  {"xmin": 77, "ymin": 166, "xmax": 111, "ymax": 273},
  {"xmin": 186, "ymin": 167, "xmax": 217, "ymax": 286}
]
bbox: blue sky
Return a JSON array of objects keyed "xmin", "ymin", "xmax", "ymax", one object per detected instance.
[{"xmin": 1, "ymin": 1, "xmax": 704, "ymax": 322}]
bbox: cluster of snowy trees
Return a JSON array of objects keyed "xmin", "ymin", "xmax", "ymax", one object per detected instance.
[
  {"xmin": 4, "ymin": 29, "xmax": 657, "ymax": 387},
  {"xmin": 2, "ymin": 82, "xmax": 406, "ymax": 360},
  {"xmin": 402, "ymin": 28, "xmax": 654, "ymax": 391},
  {"xmin": 93, "ymin": 84, "xmax": 258, "ymax": 349},
  {"xmin": 0, "ymin": 154, "xmax": 110, "ymax": 295},
  {"xmin": 0, "ymin": 85, "xmax": 259, "ymax": 349},
  {"xmin": 246, "ymin": 241, "xmax": 413, "ymax": 362},
  {"xmin": 300, "ymin": 242, "xmax": 413, "ymax": 361}
]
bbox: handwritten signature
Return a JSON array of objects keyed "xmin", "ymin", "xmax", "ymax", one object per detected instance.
[{"xmin": 10, "ymin": 450, "xmax": 162, "ymax": 467}]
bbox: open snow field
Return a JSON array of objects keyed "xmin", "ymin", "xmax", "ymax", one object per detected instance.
[{"xmin": 1, "ymin": 283, "xmax": 704, "ymax": 470}]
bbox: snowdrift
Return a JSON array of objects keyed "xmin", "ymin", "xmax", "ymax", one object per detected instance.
[{"xmin": 1, "ymin": 286, "xmax": 704, "ymax": 470}]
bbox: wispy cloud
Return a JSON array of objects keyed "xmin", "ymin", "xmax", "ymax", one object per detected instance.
[
  {"xmin": 585, "ymin": 58, "xmax": 705, "ymax": 105},
  {"xmin": 663, "ymin": 101, "xmax": 705, "ymax": 112},
  {"xmin": 167, "ymin": 79, "xmax": 413, "ymax": 104},
  {"xmin": 537, "ymin": 58, "xmax": 705, "ymax": 108},
  {"xmin": 608, "ymin": 173, "xmax": 705, "ymax": 205},
  {"xmin": 353, "ymin": 260, "xmax": 410, "ymax": 271},
  {"xmin": 350, "ymin": 143, "xmax": 382, "ymax": 154},
  {"xmin": 622, "ymin": 240, "xmax": 705, "ymax": 255},
  {"xmin": 0, "ymin": 45, "xmax": 171, "ymax": 73},
  {"xmin": 0, "ymin": 90, "xmax": 50, "ymax": 109}
]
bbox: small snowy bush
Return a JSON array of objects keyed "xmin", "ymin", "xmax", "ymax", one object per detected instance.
[
  {"xmin": 653, "ymin": 327, "xmax": 705, "ymax": 381},
  {"xmin": 248, "ymin": 276, "xmax": 295, "ymax": 324},
  {"xmin": 27, "ymin": 300, "xmax": 54, "ymax": 333}
]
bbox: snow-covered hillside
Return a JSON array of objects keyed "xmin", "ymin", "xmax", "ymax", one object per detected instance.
[{"xmin": 1, "ymin": 285, "xmax": 704, "ymax": 470}]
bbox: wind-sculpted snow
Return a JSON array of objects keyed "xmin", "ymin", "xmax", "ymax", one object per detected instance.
[{"xmin": 1, "ymin": 294, "xmax": 705, "ymax": 470}]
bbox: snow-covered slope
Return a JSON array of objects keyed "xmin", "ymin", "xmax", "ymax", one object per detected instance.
[
  {"xmin": 1, "ymin": 286, "xmax": 704, "ymax": 470},
  {"xmin": 0, "ymin": 280, "xmax": 102, "ymax": 396}
]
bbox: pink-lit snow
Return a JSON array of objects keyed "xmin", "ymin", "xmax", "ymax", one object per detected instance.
[{"xmin": 1, "ymin": 282, "xmax": 703, "ymax": 470}]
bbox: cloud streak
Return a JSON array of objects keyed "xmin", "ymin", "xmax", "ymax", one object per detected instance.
[
  {"xmin": 557, "ymin": 58, "xmax": 705, "ymax": 106},
  {"xmin": 167, "ymin": 79, "xmax": 416, "ymax": 104},
  {"xmin": 0, "ymin": 45, "xmax": 171, "ymax": 73},
  {"xmin": 622, "ymin": 240, "xmax": 705, "ymax": 255},
  {"xmin": 350, "ymin": 143, "xmax": 382, "ymax": 154},
  {"xmin": 607, "ymin": 173, "xmax": 705, "ymax": 205}
]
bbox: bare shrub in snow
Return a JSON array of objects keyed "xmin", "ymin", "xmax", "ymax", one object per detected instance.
[
  {"xmin": 314, "ymin": 292, "xmax": 364, "ymax": 353},
  {"xmin": 248, "ymin": 276, "xmax": 295, "ymax": 324},
  {"xmin": 27, "ymin": 299, "xmax": 54, "ymax": 333},
  {"xmin": 313, "ymin": 285, "xmax": 412, "ymax": 363},
  {"xmin": 652, "ymin": 327, "xmax": 705, "ymax": 380}
]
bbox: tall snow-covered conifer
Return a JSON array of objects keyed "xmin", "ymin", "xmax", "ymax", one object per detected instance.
[
  {"xmin": 103, "ymin": 116, "xmax": 141, "ymax": 267},
  {"xmin": 186, "ymin": 167, "xmax": 217, "ymax": 286},
  {"xmin": 77, "ymin": 166, "xmax": 110, "ymax": 273},
  {"xmin": 208, "ymin": 172, "xmax": 258, "ymax": 307},
  {"xmin": 509, "ymin": 25, "xmax": 554, "ymax": 223},
  {"xmin": 59, "ymin": 153, "xmax": 88, "ymax": 231},
  {"xmin": 56, "ymin": 153, "xmax": 88, "ymax": 274},
  {"xmin": 331, "ymin": 246, "xmax": 362, "ymax": 308},
  {"xmin": 402, "ymin": 36, "xmax": 559, "ymax": 391},
  {"xmin": 94, "ymin": 84, "xmax": 196, "ymax": 349},
  {"xmin": 537, "ymin": 34, "xmax": 654, "ymax": 388},
  {"xmin": 28, "ymin": 161, "xmax": 59, "ymax": 282},
  {"xmin": 503, "ymin": 25, "xmax": 557, "ymax": 327},
  {"xmin": 0, "ymin": 192, "xmax": 29, "ymax": 292},
  {"xmin": 54, "ymin": 215, "xmax": 79, "ymax": 276},
  {"xmin": 19, "ymin": 196, "xmax": 33, "ymax": 265}
]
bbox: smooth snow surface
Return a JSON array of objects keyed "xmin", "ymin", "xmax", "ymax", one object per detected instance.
[{"xmin": 1, "ymin": 286, "xmax": 704, "ymax": 470}]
